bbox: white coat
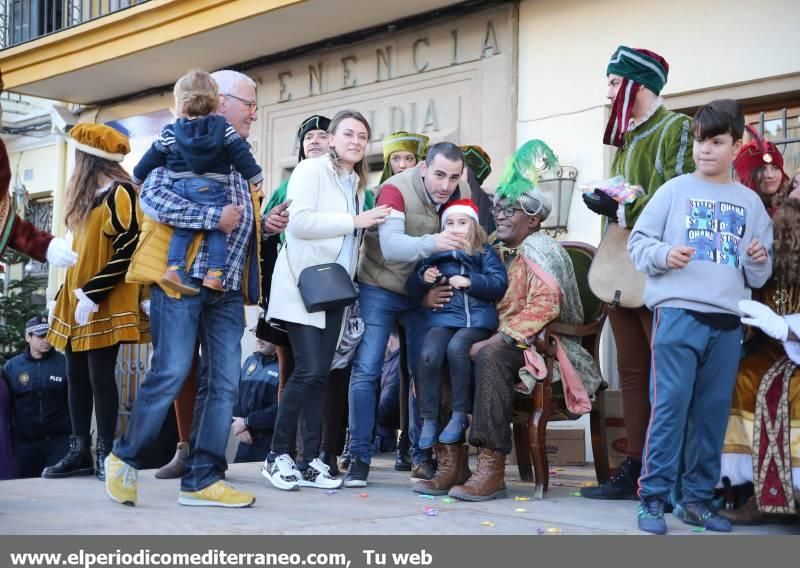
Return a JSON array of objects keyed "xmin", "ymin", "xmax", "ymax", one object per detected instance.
[{"xmin": 267, "ymin": 154, "xmax": 365, "ymax": 329}]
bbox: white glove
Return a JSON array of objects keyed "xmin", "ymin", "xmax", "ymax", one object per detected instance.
[
  {"xmin": 74, "ymin": 288, "xmax": 99, "ymax": 326},
  {"xmin": 139, "ymin": 300, "xmax": 151, "ymax": 318},
  {"xmin": 46, "ymin": 238, "xmax": 78, "ymax": 268},
  {"xmin": 738, "ymin": 299, "xmax": 789, "ymax": 342},
  {"xmin": 46, "ymin": 300, "xmax": 56, "ymax": 324}
]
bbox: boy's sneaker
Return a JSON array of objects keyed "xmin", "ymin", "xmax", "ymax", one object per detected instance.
[
  {"xmin": 202, "ymin": 269, "xmax": 225, "ymax": 292},
  {"xmin": 160, "ymin": 267, "xmax": 200, "ymax": 296},
  {"xmin": 104, "ymin": 453, "xmax": 137, "ymax": 506},
  {"xmin": 637, "ymin": 498, "xmax": 668, "ymax": 535},
  {"xmin": 343, "ymin": 458, "xmax": 369, "ymax": 488},
  {"xmin": 178, "ymin": 481, "xmax": 254, "ymax": 508},
  {"xmin": 261, "ymin": 454, "xmax": 301, "ymax": 491},
  {"xmin": 299, "ymin": 458, "xmax": 343, "ymax": 489},
  {"xmin": 674, "ymin": 501, "xmax": 732, "ymax": 532}
]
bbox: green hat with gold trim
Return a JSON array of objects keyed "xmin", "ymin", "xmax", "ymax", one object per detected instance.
[
  {"xmin": 461, "ymin": 145, "xmax": 492, "ymax": 185},
  {"xmin": 379, "ymin": 131, "xmax": 429, "ymax": 184}
]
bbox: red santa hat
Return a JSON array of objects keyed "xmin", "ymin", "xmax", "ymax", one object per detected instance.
[{"xmin": 441, "ymin": 199, "xmax": 479, "ymax": 228}]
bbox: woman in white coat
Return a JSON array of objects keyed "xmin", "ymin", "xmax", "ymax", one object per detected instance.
[{"xmin": 264, "ymin": 110, "xmax": 390, "ymax": 490}]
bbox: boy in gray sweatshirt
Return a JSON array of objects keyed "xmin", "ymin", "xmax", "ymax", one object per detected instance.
[{"xmin": 628, "ymin": 99, "xmax": 773, "ymax": 534}]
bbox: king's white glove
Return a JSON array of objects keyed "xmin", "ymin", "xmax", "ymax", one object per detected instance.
[
  {"xmin": 139, "ymin": 300, "xmax": 150, "ymax": 318},
  {"xmin": 46, "ymin": 238, "xmax": 78, "ymax": 268},
  {"xmin": 74, "ymin": 288, "xmax": 99, "ymax": 326},
  {"xmin": 738, "ymin": 299, "xmax": 789, "ymax": 342}
]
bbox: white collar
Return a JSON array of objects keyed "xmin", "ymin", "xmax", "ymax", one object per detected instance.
[{"xmin": 628, "ymin": 96, "xmax": 663, "ymax": 130}]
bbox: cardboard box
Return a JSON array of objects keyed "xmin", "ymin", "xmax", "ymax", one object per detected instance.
[
  {"xmin": 544, "ymin": 425, "xmax": 585, "ymax": 466},
  {"xmin": 604, "ymin": 390, "xmax": 629, "ymax": 473}
]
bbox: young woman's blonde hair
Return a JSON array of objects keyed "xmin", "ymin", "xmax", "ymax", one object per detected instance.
[
  {"xmin": 327, "ymin": 110, "xmax": 371, "ymax": 191},
  {"xmin": 65, "ymin": 150, "xmax": 132, "ymax": 231},
  {"xmin": 174, "ymin": 69, "xmax": 219, "ymax": 117}
]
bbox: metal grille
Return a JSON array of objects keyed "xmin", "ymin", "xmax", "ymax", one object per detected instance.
[
  {"xmin": 1, "ymin": 0, "xmax": 150, "ymax": 49},
  {"xmin": 747, "ymin": 106, "xmax": 800, "ymax": 176},
  {"xmin": 115, "ymin": 342, "xmax": 152, "ymax": 436}
]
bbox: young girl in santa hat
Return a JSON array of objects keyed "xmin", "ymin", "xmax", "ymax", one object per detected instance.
[{"xmin": 406, "ymin": 199, "xmax": 508, "ymax": 449}]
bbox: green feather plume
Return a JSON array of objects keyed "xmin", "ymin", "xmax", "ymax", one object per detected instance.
[{"xmin": 495, "ymin": 140, "xmax": 558, "ymax": 203}]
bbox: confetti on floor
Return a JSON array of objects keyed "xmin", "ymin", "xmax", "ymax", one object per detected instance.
[
  {"xmin": 515, "ymin": 508, "xmax": 528, "ymax": 513},
  {"xmin": 554, "ymin": 468, "xmax": 565, "ymax": 472},
  {"xmin": 419, "ymin": 494, "xmax": 435, "ymax": 499},
  {"xmin": 546, "ymin": 527, "xmax": 562, "ymax": 534},
  {"xmin": 582, "ymin": 482, "xmax": 597, "ymax": 487},
  {"xmin": 359, "ymin": 493, "xmax": 368, "ymax": 498},
  {"xmin": 571, "ymin": 492, "xmax": 582, "ymax": 497},
  {"xmin": 325, "ymin": 490, "xmax": 338, "ymax": 496},
  {"xmin": 553, "ymin": 482, "xmax": 564, "ymax": 486},
  {"xmin": 693, "ymin": 528, "xmax": 706, "ymax": 533},
  {"xmin": 423, "ymin": 506, "xmax": 439, "ymax": 517},
  {"xmin": 441, "ymin": 497, "xmax": 456, "ymax": 503},
  {"xmin": 536, "ymin": 528, "xmax": 546, "ymax": 535},
  {"xmin": 514, "ymin": 496, "xmax": 530, "ymax": 501},
  {"xmin": 480, "ymin": 521, "xmax": 496, "ymax": 528}
]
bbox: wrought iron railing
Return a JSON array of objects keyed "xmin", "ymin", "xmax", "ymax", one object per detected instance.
[{"xmin": 1, "ymin": 0, "xmax": 151, "ymax": 49}]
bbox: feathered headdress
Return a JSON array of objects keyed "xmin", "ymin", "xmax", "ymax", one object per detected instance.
[{"xmin": 494, "ymin": 140, "xmax": 558, "ymax": 219}]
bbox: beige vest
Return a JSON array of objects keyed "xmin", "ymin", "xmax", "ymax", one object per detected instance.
[{"xmin": 358, "ymin": 165, "xmax": 470, "ymax": 295}]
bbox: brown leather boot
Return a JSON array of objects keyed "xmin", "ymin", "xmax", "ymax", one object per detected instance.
[
  {"xmin": 414, "ymin": 443, "xmax": 471, "ymax": 496},
  {"xmin": 154, "ymin": 442, "xmax": 189, "ymax": 479},
  {"xmin": 448, "ymin": 447, "xmax": 507, "ymax": 502},
  {"xmin": 717, "ymin": 496, "xmax": 796, "ymax": 525},
  {"xmin": 160, "ymin": 268, "xmax": 200, "ymax": 296}
]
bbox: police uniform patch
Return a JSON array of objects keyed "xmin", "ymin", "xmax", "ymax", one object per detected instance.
[
  {"xmin": 247, "ymin": 363, "xmax": 257, "ymax": 375},
  {"xmin": 18, "ymin": 372, "xmax": 30, "ymax": 386}
]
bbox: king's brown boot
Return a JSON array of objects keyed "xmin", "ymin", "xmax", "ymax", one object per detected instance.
[
  {"xmin": 155, "ymin": 442, "xmax": 189, "ymax": 479},
  {"xmin": 414, "ymin": 443, "xmax": 471, "ymax": 496},
  {"xmin": 448, "ymin": 447, "xmax": 507, "ymax": 502},
  {"xmin": 717, "ymin": 496, "xmax": 797, "ymax": 525}
]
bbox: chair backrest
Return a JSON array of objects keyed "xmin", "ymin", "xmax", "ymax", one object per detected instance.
[{"xmin": 561, "ymin": 241, "xmax": 603, "ymax": 325}]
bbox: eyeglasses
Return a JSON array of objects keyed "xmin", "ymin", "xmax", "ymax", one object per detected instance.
[
  {"xmin": 490, "ymin": 205, "xmax": 524, "ymax": 218},
  {"xmin": 223, "ymin": 93, "xmax": 258, "ymax": 113}
]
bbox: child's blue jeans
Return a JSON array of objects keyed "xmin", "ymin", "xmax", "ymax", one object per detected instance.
[
  {"xmin": 167, "ymin": 176, "xmax": 227, "ymax": 271},
  {"xmin": 638, "ymin": 307, "xmax": 742, "ymax": 504}
]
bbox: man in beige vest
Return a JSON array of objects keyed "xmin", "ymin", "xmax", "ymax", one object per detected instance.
[{"xmin": 343, "ymin": 142, "xmax": 471, "ymax": 488}]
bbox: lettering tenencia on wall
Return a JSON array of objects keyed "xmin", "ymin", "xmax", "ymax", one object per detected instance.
[{"xmin": 274, "ymin": 20, "xmax": 501, "ymax": 103}]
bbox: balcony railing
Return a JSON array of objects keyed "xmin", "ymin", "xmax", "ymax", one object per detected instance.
[{"xmin": 0, "ymin": 0, "xmax": 150, "ymax": 50}]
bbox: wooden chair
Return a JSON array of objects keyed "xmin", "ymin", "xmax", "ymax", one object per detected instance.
[{"xmin": 512, "ymin": 241, "xmax": 611, "ymax": 499}]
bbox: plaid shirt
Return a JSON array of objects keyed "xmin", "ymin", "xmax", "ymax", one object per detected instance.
[{"xmin": 140, "ymin": 167, "xmax": 255, "ymax": 291}]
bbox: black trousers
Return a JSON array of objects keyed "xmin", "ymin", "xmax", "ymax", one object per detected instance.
[
  {"xmin": 469, "ymin": 341, "xmax": 525, "ymax": 454},
  {"xmin": 270, "ymin": 308, "xmax": 344, "ymax": 461},
  {"xmin": 234, "ymin": 434, "xmax": 272, "ymax": 463},
  {"xmin": 14, "ymin": 435, "xmax": 70, "ymax": 478},
  {"xmin": 416, "ymin": 327, "xmax": 491, "ymax": 420},
  {"xmin": 65, "ymin": 343, "xmax": 121, "ymax": 441}
]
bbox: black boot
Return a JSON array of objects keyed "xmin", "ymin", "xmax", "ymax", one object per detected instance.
[
  {"xmin": 95, "ymin": 438, "xmax": 113, "ymax": 481},
  {"xmin": 580, "ymin": 457, "xmax": 641, "ymax": 500},
  {"xmin": 394, "ymin": 431, "xmax": 412, "ymax": 472},
  {"xmin": 42, "ymin": 435, "xmax": 94, "ymax": 478},
  {"xmin": 339, "ymin": 429, "xmax": 352, "ymax": 471}
]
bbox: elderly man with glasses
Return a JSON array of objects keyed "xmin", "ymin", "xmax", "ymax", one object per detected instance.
[{"xmin": 421, "ymin": 141, "xmax": 602, "ymax": 501}]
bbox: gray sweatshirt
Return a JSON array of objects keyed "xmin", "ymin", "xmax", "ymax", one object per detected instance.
[{"xmin": 628, "ymin": 173, "xmax": 773, "ymax": 315}]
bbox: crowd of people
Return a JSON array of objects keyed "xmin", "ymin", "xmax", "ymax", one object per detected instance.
[{"xmin": 0, "ymin": 44, "xmax": 797, "ymax": 535}]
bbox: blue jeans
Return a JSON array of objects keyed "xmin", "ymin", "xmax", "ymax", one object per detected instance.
[
  {"xmin": 348, "ymin": 283, "xmax": 427, "ymax": 465},
  {"xmin": 168, "ymin": 177, "xmax": 228, "ymax": 271},
  {"xmin": 638, "ymin": 308, "xmax": 742, "ymax": 503},
  {"xmin": 114, "ymin": 283, "xmax": 244, "ymax": 492}
]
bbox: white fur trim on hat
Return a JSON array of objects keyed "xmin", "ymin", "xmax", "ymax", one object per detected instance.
[
  {"xmin": 71, "ymin": 140, "xmax": 125, "ymax": 163},
  {"xmin": 441, "ymin": 204, "xmax": 479, "ymax": 227}
]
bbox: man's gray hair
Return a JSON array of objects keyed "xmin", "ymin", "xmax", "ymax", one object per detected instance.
[{"xmin": 211, "ymin": 69, "xmax": 256, "ymax": 94}]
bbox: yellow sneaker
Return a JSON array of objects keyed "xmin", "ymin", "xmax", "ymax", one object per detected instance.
[
  {"xmin": 178, "ymin": 480, "xmax": 255, "ymax": 508},
  {"xmin": 104, "ymin": 453, "xmax": 137, "ymax": 506}
]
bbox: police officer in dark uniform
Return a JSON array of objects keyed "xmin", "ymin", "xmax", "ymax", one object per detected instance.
[
  {"xmin": 231, "ymin": 333, "xmax": 280, "ymax": 463},
  {"xmin": 1, "ymin": 316, "xmax": 70, "ymax": 478}
]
